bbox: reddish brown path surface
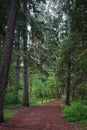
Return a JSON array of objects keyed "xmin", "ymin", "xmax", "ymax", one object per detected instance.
[{"xmin": 0, "ymin": 100, "xmax": 77, "ymax": 130}]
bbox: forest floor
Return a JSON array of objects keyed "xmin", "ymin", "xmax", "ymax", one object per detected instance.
[{"xmin": 0, "ymin": 100, "xmax": 82, "ymax": 130}]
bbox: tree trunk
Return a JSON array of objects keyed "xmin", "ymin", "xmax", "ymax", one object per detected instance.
[
  {"xmin": 0, "ymin": 0, "xmax": 19, "ymax": 122},
  {"xmin": 66, "ymin": 0, "xmax": 71, "ymax": 105},
  {"xmin": 23, "ymin": 0, "xmax": 29, "ymax": 106},
  {"xmin": 13, "ymin": 29, "xmax": 20, "ymax": 104}
]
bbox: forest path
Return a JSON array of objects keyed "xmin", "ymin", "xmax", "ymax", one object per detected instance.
[{"xmin": 0, "ymin": 100, "xmax": 77, "ymax": 130}]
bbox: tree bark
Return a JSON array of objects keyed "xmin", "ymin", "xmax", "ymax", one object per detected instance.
[
  {"xmin": 13, "ymin": 29, "xmax": 20, "ymax": 104},
  {"xmin": 23, "ymin": 0, "xmax": 29, "ymax": 106},
  {"xmin": 0, "ymin": 0, "xmax": 19, "ymax": 122},
  {"xmin": 66, "ymin": 0, "xmax": 71, "ymax": 105}
]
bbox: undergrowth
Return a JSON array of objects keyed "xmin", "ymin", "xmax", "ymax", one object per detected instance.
[
  {"xmin": 62, "ymin": 101, "xmax": 87, "ymax": 122},
  {"xmin": 4, "ymin": 109, "xmax": 15, "ymax": 119}
]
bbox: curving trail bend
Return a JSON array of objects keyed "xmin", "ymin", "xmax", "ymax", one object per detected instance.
[{"xmin": 0, "ymin": 100, "xmax": 77, "ymax": 130}]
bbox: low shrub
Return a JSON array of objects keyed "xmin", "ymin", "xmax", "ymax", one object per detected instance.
[{"xmin": 62, "ymin": 101, "xmax": 87, "ymax": 121}]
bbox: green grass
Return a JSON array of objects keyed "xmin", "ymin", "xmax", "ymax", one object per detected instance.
[{"xmin": 4, "ymin": 109, "xmax": 15, "ymax": 119}]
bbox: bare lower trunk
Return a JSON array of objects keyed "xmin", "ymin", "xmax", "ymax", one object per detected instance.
[
  {"xmin": 13, "ymin": 29, "xmax": 20, "ymax": 104},
  {"xmin": 66, "ymin": 0, "xmax": 71, "ymax": 105},
  {"xmin": 23, "ymin": 0, "xmax": 29, "ymax": 106},
  {"xmin": 23, "ymin": 48, "xmax": 29, "ymax": 106},
  {"xmin": 66, "ymin": 57, "xmax": 71, "ymax": 105},
  {"xmin": 0, "ymin": 0, "xmax": 19, "ymax": 122}
]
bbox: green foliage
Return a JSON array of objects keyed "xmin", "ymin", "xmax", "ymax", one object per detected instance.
[
  {"xmin": 30, "ymin": 96, "xmax": 48, "ymax": 106},
  {"xmin": 5, "ymin": 104, "xmax": 21, "ymax": 109},
  {"xmin": 5, "ymin": 92, "xmax": 15, "ymax": 105},
  {"xmin": 5, "ymin": 86, "xmax": 21, "ymax": 105},
  {"xmin": 77, "ymin": 49, "xmax": 87, "ymax": 71},
  {"xmin": 30, "ymin": 96, "xmax": 40, "ymax": 106},
  {"xmin": 4, "ymin": 109, "xmax": 15, "ymax": 119},
  {"xmin": 30, "ymin": 72, "xmax": 57, "ymax": 100},
  {"xmin": 45, "ymin": 76, "xmax": 56, "ymax": 98},
  {"xmin": 0, "ymin": 0, "xmax": 87, "ymax": 124},
  {"xmin": 62, "ymin": 101, "xmax": 87, "ymax": 122},
  {"xmin": 77, "ymin": 84, "xmax": 87, "ymax": 100}
]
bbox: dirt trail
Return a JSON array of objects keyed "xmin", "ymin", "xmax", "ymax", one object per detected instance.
[{"xmin": 0, "ymin": 100, "xmax": 77, "ymax": 130}]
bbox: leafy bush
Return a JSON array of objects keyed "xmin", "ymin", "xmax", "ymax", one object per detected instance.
[{"xmin": 62, "ymin": 101, "xmax": 87, "ymax": 121}]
